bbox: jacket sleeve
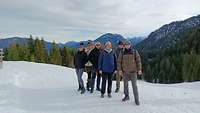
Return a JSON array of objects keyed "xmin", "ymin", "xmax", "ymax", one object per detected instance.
[
  {"xmin": 117, "ymin": 52, "xmax": 123, "ymax": 71},
  {"xmin": 98, "ymin": 52, "xmax": 103, "ymax": 71},
  {"xmin": 73, "ymin": 52, "xmax": 77, "ymax": 67},
  {"xmin": 114, "ymin": 53, "xmax": 117, "ymax": 71},
  {"xmin": 135, "ymin": 50, "xmax": 142, "ymax": 71},
  {"xmin": 84, "ymin": 52, "xmax": 88, "ymax": 65},
  {"xmin": 88, "ymin": 50, "xmax": 94, "ymax": 64},
  {"xmin": 115, "ymin": 48, "xmax": 120, "ymax": 58}
]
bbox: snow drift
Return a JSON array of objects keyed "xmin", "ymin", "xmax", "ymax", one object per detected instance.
[{"xmin": 0, "ymin": 61, "xmax": 200, "ymax": 113}]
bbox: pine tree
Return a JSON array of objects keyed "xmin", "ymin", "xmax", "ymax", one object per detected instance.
[
  {"xmin": 7, "ymin": 43, "xmax": 20, "ymax": 60},
  {"xmin": 28, "ymin": 35, "xmax": 35, "ymax": 62},
  {"xmin": 159, "ymin": 59, "xmax": 165, "ymax": 83},
  {"xmin": 154, "ymin": 63, "xmax": 159, "ymax": 83},
  {"xmin": 61, "ymin": 47, "xmax": 70, "ymax": 67},
  {"xmin": 34, "ymin": 38, "xmax": 46, "ymax": 63},
  {"xmin": 158, "ymin": 70, "xmax": 165, "ymax": 83},
  {"xmin": 144, "ymin": 64, "xmax": 153, "ymax": 82},
  {"xmin": 182, "ymin": 54, "xmax": 189, "ymax": 82},
  {"xmin": 196, "ymin": 56, "xmax": 200, "ymax": 80},
  {"xmin": 50, "ymin": 41, "xmax": 61, "ymax": 65},
  {"xmin": 3, "ymin": 48, "xmax": 8, "ymax": 60},
  {"xmin": 165, "ymin": 58, "xmax": 171, "ymax": 83},
  {"xmin": 169, "ymin": 63, "xmax": 176, "ymax": 83},
  {"xmin": 41, "ymin": 38, "xmax": 48, "ymax": 63},
  {"xmin": 18, "ymin": 44, "xmax": 29, "ymax": 61}
]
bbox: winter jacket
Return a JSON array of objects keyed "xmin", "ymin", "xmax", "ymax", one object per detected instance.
[
  {"xmin": 98, "ymin": 49, "xmax": 117, "ymax": 73},
  {"xmin": 118, "ymin": 48, "xmax": 142, "ymax": 73},
  {"xmin": 115, "ymin": 47, "xmax": 124, "ymax": 58},
  {"xmin": 74, "ymin": 50, "xmax": 88, "ymax": 69},
  {"xmin": 88, "ymin": 47, "xmax": 101, "ymax": 69},
  {"xmin": 85, "ymin": 48, "xmax": 93, "ymax": 67}
]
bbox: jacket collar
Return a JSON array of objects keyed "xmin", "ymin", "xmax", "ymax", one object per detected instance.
[{"xmin": 104, "ymin": 48, "xmax": 113, "ymax": 53}]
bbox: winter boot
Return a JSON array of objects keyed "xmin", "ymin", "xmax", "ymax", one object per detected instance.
[
  {"xmin": 101, "ymin": 94, "xmax": 104, "ymax": 98},
  {"xmin": 77, "ymin": 88, "xmax": 81, "ymax": 92},
  {"xmin": 90, "ymin": 88, "xmax": 94, "ymax": 93},
  {"xmin": 122, "ymin": 95, "xmax": 130, "ymax": 102},
  {"xmin": 96, "ymin": 87, "xmax": 101, "ymax": 91},
  {"xmin": 108, "ymin": 94, "xmax": 112, "ymax": 98},
  {"xmin": 86, "ymin": 82, "xmax": 90, "ymax": 91},
  {"xmin": 115, "ymin": 88, "xmax": 119, "ymax": 93},
  {"xmin": 77, "ymin": 85, "xmax": 81, "ymax": 92},
  {"xmin": 80, "ymin": 88, "xmax": 85, "ymax": 94},
  {"xmin": 135, "ymin": 100, "xmax": 140, "ymax": 106}
]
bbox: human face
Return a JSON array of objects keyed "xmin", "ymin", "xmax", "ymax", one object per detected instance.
[
  {"xmin": 96, "ymin": 44, "xmax": 101, "ymax": 49},
  {"xmin": 118, "ymin": 44, "xmax": 124, "ymax": 49},
  {"xmin": 88, "ymin": 44, "xmax": 93, "ymax": 49},
  {"xmin": 105, "ymin": 42, "xmax": 112, "ymax": 49},
  {"xmin": 125, "ymin": 44, "xmax": 131, "ymax": 49},
  {"xmin": 79, "ymin": 46, "xmax": 84, "ymax": 51}
]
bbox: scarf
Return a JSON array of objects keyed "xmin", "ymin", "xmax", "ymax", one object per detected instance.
[{"xmin": 104, "ymin": 48, "xmax": 112, "ymax": 53}]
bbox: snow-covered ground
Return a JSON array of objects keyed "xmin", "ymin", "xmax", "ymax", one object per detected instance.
[{"xmin": 0, "ymin": 61, "xmax": 200, "ymax": 113}]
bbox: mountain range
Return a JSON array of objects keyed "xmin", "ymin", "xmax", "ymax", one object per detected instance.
[
  {"xmin": 0, "ymin": 33, "xmax": 144, "ymax": 49},
  {"xmin": 1, "ymin": 15, "xmax": 200, "ymax": 51},
  {"xmin": 137, "ymin": 15, "xmax": 200, "ymax": 52}
]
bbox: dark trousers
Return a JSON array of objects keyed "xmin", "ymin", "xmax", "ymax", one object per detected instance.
[
  {"xmin": 85, "ymin": 66, "xmax": 92, "ymax": 89},
  {"xmin": 91, "ymin": 68, "xmax": 101, "ymax": 90},
  {"xmin": 86, "ymin": 71, "xmax": 92, "ymax": 88},
  {"xmin": 96, "ymin": 74, "xmax": 101, "ymax": 89},
  {"xmin": 101, "ymin": 72, "xmax": 113, "ymax": 94}
]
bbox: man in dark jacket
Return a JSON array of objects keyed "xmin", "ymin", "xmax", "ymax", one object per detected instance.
[
  {"xmin": 85, "ymin": 41, "xmax": 94, "ymax": 91},
  {"xmin": 74, "ymin": 42, "xmax": 88, "ymax": 94},
  {"xmin": 98, "ymin": 41, "xmax": 117, "ymax": 98},
  {"xmin": 118, "ymin": 40, "xmax": 142, "ymax": 105},
  {"xmin": 88, "ymin": 41, "xmax": 102, "ymax": 93},
  {"xmin": 114, "ymin": 40, "xmax": 124, "ymax": 93}
]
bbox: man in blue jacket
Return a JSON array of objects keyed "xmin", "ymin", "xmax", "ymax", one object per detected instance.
[{"xmin": 98, "ymin": 41, "xmax": 117, "ymax": 98}]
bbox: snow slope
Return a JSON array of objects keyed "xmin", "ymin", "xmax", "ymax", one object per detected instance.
[{"xmin": 0, "ymin": 61, "xmax": 200, "ymax": 113}]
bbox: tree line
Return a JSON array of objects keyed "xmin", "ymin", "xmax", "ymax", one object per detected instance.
[
  {"xmin": 142, "ymin": 26, "xmax": 200, "ymax": 83},
  {"xmin": 3, "ymin": 35, "xmax": 75, "ymax": 67},
  {"xmin": 3, "ymin": 27, "xmax": 200, "ymax": 84}
]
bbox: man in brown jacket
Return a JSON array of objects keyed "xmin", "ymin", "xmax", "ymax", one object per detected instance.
[{"xmin": 118, "ymin": 40, "xmax": 142, "ymax": 106}]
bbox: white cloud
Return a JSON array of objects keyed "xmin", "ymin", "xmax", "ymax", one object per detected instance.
[{"xmin": 0, "ymin": 0, "xmax": 200, "ymax": 42}]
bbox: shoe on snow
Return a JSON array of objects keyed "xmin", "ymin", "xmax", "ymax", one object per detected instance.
[
  {"xmin": 108, "ymin": 94, "xmax": 112, "ymax": 98},
  {"xmin": 77, "ymin": 88, "xmax": 81, "ymax": 92},
  {"xmin": 90, "ymin": 89, "xmax": 94, "ymax": 93},
  {"xmin": 135, "ymin": 100, "xmax": 140, "ymax": 106},
  {"xmin": 115, "ymin": 88, "xmax": 119, "ymax": 93},
  {"xmin": 122, "ymin": 96, "xmax": 130, "ymax": 102},
  {"xmin": 80, "ymin": 89, "xmax": 85, "ymax": 94},
  {"xmin": 86, "ymin": 84, "xmax": 90, "ymax": 91},
  {"xmin": 96, "ymin": 87, "xmax": 101, "ymax": 91},
  {"xmin": 87, "ymin": 87, "xmax": 90, "ymax": 91},
  {"xmin": 101, "ymin": 94, "xmax": 104, "ymax": 98}
]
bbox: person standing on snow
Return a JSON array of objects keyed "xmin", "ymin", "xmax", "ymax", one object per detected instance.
[
  {"xmin": 85, "ymin": 41, "xmax": 94, "ymax": 91},
  {"xmin": 114, "ymin": 40, "xmax": 124, "ymax": 93},
  {"xmin": 98, "ymin": 41, "xmax": 117, "ymax": 98},
  {"xmin": 74, "ymin": 42, "xmax": 88, "ymax": 94},
  {"xmin": 88, "ymin": 41, "xmax": 102, "ymax": 93},
  {"xmin": 118, "ymin": 40, "xmax": 142, "ymax": 105}
]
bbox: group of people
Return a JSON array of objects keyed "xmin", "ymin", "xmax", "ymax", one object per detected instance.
[{"xmin": 73, "ymin": 40, "xmax": 142, "ymax": 105}]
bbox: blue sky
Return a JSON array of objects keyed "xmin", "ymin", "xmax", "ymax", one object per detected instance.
[{"xmin": 0, "ymin": 0, "xmax": 200, "ymax": 42}]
